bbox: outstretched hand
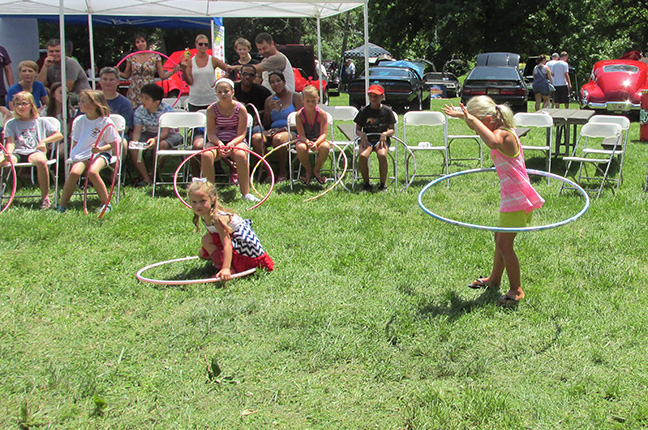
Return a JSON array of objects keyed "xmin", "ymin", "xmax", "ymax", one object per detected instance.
[{"xmin": 442, "ymin": 103, "xmax": 478, "ymax": 130}]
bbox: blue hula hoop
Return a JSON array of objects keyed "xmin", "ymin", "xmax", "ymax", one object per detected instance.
[{"xmin": 418, "ymin": 168, "xmax": 590, "ymax": 233}]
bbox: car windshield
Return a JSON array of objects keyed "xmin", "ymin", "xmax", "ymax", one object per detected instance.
[
  {"xmin": 602, "ymin": 64, "xmax": 639, "ymax": 74},
  {"xmin": 360, "ymin": 68, "xmax": 411, "ymax": 79},
  {"xmin": 466, "ymin": 67, "xmax": 520, "ymax": 81}
]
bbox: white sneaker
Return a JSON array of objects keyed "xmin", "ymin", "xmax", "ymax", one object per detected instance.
[
  {"xmin": 242, "ymin": 193, "xmax": 260, "ymax": 202},
  {"xmin": 98, "ymin": 204, "xmax": 112, "ymax": 214}
]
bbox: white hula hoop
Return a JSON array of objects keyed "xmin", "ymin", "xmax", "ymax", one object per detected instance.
[
  {"xmin": 418, "ymin": 168, "xmax": 590, "ymax": 233},
  {"xmin": 136, "ymin": 256, "xmax": 257, "ymax": 285}
]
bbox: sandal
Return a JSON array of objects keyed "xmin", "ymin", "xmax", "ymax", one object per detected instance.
[
  {"xmin": 497, "ymin": 294, "xmax": 520, "ymax": 307},
  {"xmin": 313, "ymin": 173, "xmax": 327, "ymax": 185},
  {"xmin": 300, "ymin": 175, "xmax": 312, "ymax": 185},
  {"xmin": 468, "ymin": 276, "xmax": 500, "ymax": 289}
]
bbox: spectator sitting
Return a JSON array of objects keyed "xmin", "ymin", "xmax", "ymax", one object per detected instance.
[
  {"xmin": 99, "ymin": 66, "xmax": 134, "ymax": 160},
  {"xmin": 128, "ymin": 83, "xmax": 182, "ymax": 187},
  {"xmin": 234, "ymin": 63, "xmax": 271, "ymax": 134},
  {"xmin": 37, "ymin": 38, "xmax": 90, "ymax": 94},
  {"xmin": 6, "ymin": 61, "xmax": 48, "ymax": 110}
]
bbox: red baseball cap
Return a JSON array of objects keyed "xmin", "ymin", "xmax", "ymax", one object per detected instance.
[{"xmin": 367, "ymin": 84, "xmax": 385, "ymax": 95}]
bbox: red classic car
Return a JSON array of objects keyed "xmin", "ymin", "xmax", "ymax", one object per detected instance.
[{"xmin": 581, "ymin": 59, "xmax": 648, "ymax": 112}]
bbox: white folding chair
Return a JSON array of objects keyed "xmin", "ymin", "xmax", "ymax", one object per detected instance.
[
  {"xmin": 1, "ymin": 117, "xmax": 62, "ymax": 206},
  {"xmin": 445, "ymin": 106, "xmax": 482, "ymax": 168},
  {"xmin": 319, "ymin": 105, "xmax": 359, "ymax": 187},
  {"xmin": 162, "ymin": 97, "xmax": 186, "ymax": 111},
  {"xmin": 560, "ymin": 122, "xmax": 623, "ymax": 198},
  {"xmin": 152, "ymin": 111, "xmax": 206, "ymax": 196},
  {"xmin": 403, "ymin": 111, "xmax": 448, "ymax": 183},
  {"xmin": 587, "ymin": 115, "xmax": 630, "ymax": 187},
  {"xmin": 513, "ymin": 112, "xmax": 553, "ymax": 183}
]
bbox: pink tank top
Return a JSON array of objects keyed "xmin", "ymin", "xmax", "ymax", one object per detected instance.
[
  {"xmin": 491, "ymin": 129, "xmax": 544, "ymax": 213},
  {"xmin": 211, "ymin": 102, "xmax": 245, "ymax": 144}
]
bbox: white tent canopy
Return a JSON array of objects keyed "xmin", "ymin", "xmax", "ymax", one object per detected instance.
[{"xmin": 0, "ymin": 0, "xmax": 363, "ymax": 18}]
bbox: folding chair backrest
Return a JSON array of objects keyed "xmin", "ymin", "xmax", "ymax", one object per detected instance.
[
  {"xmin": 158, "ymin": 111, "xmax": 206, "ymax": 129},
  {"xmin": 163, "ymin": 98, "xmax": 185, "ymax": 111},
  {"xmin": 320, "ymin": 105, "xmax": 358, "ymax": 122},
  {"xmin": 404, "ymin": 111, "xmax": 445, "ymax": 127},
  {"xmin": 39, "ymin": 117, "xmax": 62, "ymax": 159},
  {"xmin": 513, "ymin": 112, "xmax": 553, "ymax": 128},
  {"xmin": 580, "ymin": 122, "xmax": 622, "ymax": 139},
  {"xmin": 109, "ymin": 114, "xmax": 126, "ymax": 133},
  {"xmin": 588, "ymin": 115, "xmax": 630, "ymax": 131},
  {"xmin": 287, "ymin": 111, "xmax": 298, "ymax": 135}
]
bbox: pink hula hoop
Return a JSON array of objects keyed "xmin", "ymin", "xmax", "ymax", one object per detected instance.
[
  {"xmin": 115, "ymin": 50, "xmax": 182, "ymax": 108},
  {"xmin": 0, "ymin": 141, "xmax": 17, "ymax": 213},
  {"xmin": 173, "ymin": 145, "xmax": 275, "ymax": 211},
  {"xmin": 82, "ymin": 122, "xmax": 120, "ymax": 218},
  {"xmin": 136, "ymin": 255, "xmax": 257, "ymax": 285}
]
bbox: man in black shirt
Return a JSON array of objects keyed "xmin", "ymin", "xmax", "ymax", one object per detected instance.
[{"xmin": 234, "ymin": 64, "xmax": 271, "ymax": 134}]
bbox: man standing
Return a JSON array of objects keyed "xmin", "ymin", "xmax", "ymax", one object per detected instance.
[
  {"xmin": 234, "ymin": 63, "xmax": 271, "ymax": 134},
  {"xmin": 552, "ymin": 51, "xmax": 572, "ymax": 108},
  {"xmin": 252, "ymin": 33, "xmax": 295, "ymax": 92},
  {"xmin": 0, "ymin": 45, "xmax": 14, "ymax": 106},
  {"xmin": 38, "ymin": 38, "xmax": 90, "ymax": 94}
]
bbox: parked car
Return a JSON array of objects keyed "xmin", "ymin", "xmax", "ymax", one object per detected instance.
[
  {"xmin": 347, "ymin": 60, "xmax": 431, "ymax": 111},
  {"xmin": 323, "ymin": 60, "xmax": 340, "ymax": 96},
  {"xmin": 461, "ymin": 52, "xmax": 528, "ymax": 112},
  {"xmin": 424, "ymin": 71, "xmax": 461, "ymax": 98},
  {"xmin": 580, "ymin": 59, "xmax": 648, "ymax": 112}
]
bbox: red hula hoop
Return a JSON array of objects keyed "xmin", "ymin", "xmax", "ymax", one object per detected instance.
[
  {"xmin": 173, "ymin": 146, "xmax": 275, "ymax": 211},
  {"xmin": 0, "ymin": 141, "xmax": 17, "ymax": 214},
  {"xmin": 115, "ymin": 50, "xmax": 183, "ymax": 108},
  {"xmin": 81, "ymin": 122, "xmax": 120, "ymax": 218}
]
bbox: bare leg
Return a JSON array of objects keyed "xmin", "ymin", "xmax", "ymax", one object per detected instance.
[
  {"xmin": 295, "ymin": 142, "xmax": 313, "ymax": 180},
  {"xmin": 492, "ymin": 232, "xmax": 525, "ymax": 302},
  {"xmin": 28, "ymin": 152, "xmax": 50, "ymax": 199},
  {"xmin": 201, "ymin": 147, "xmax": 221, "ymax": 184},
  {"xmin": 59, "ymin": 161, "xmax": 86, "ymax": 207},
  {"xmin": 358, "ymin": 145, "xmax": 373, "ymax": 184},
  {"xmin": 376, "ymin": 146, "xmax": 389, "ymax": 185},
  {"xmin": 312, "ymin": 141, "xmax": 331, "ymax": 181},
  {"xmin": 230, "ymin": 143, "xmax": 251, "ymax": 196},
  {"xmin": 87, "ymin": 157, "xmax": 109, "ymax": 204}
]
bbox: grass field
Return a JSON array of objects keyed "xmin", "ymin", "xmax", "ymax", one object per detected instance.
[{"xmin": 1, "ymin": 95, "xmax": 648, "ymax": 429}]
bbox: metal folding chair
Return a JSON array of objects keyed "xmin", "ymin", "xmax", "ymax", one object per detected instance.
[
  {"xmin": 513, "ymin": 112, "xmax": 553, "ymax": 183},
  {"xmin": 403, "ymin": 111, "xmax": 448, "ymax": 183},
  {"xmin": 445, "ymin": 106, "xmax": 482, "ymax": 168},
  {"xmin": 560, "ymin": 122, "xmax": 624, "ymax": 198}
]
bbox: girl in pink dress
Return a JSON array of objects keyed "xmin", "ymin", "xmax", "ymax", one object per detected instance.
[{"xmin": 443, "ymin": 96, "xmax": 544, "ymax": 306}]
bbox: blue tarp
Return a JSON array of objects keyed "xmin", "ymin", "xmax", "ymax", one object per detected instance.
[{"xmin": 0, "ymin": 15, "xmax": 211, "ymax": 28}]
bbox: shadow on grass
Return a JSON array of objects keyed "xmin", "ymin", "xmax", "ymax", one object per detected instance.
[{"xmin": 418, "ymin": 287, "xmax": 505, "ymax": 322}]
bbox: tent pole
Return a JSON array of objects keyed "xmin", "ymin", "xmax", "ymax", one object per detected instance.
[
  {"xmin": 316, "ymin": 16, "xmax": 323, "ymax": 102},
  {"xmin": 88, "ymin": 14, "xmax": 96, "ymax": 89},
  {"xmin": 364, "ymin": 0, "xmax": 369, "ymax": 106},
  {"xmin": 59, "ymin": 0, "xmax": 69, "ymax": 165}
]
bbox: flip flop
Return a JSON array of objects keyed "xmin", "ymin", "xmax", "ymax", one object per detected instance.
[
  {"xmin": 468, "ymin": 277, "xmax": 499, "ymax": 289},
  {"xmin": 300, "ymin": 175, "xmax": 312, "ymax": 185},
  {"xmin": 314, "ymin": 174, "xmax": 327, "ymax": 185},
  {"xmin": 497, "ymin": 294, "xmax": 520, "ymax": 306}
]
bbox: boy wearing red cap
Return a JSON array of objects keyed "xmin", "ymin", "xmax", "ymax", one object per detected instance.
[{"xmin": 353, "ymin": 84, "xmax": 396, "ymax": 192}]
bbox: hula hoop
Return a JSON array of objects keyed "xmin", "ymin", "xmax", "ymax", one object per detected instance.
[
  {"xmin": 82, "ymin": 122, "xmax": 120, "ymax": 218},
  {"xmin": 249, "ymin": 139, "xmax": 296, "ymax": 196},
  {"xmin": 418, "ymin": 168, "xmax": 590, "ymax": 233},
  {"xmin": 0, "ymin": 141, "xmax": 17, "ymax": 214},
  {"xmin": 248, "ymin": 138, "xmax": 348, "ymax": 202},
  {"xmin": 173, "ymin": 145, "xmax": 275, "ymax": 211},
  {"xmin": 116, "ymin": 50, "xmax": 182, "ymax": 108},
  {"xmin": 136, "ymin": 255, "xmax": 257, "ymax": 285}
]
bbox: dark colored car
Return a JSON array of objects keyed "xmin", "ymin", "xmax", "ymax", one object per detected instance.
[
  {"xmin": 424, "ymin": 71, "xmax": 461, "ymax": 98},
  {"xmin": 461, "ymin": 53, "xmax": 528, "ymax": 112},
  {"xmin": 323, "ymin": 60, "xmax": 340, "ymax": 96},
  {"xmin": 347, "ymin": 61, "xmax": 431, "ymax": 111}
]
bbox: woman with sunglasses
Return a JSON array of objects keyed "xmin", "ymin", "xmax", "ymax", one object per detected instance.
[{"xmin": 180, "ymin": 34, "xmax": 231, "ymax": 112}]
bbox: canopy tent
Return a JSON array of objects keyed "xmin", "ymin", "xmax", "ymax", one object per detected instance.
[
  {"xmin": 344, "ymin": 43, "xmax": 391, "ymax": 59},
  {"xmin": 1, "ymin": 0, "xmax": 371, "ymax": 142}
]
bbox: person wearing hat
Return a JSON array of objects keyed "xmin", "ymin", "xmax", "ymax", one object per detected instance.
[{"xmin": 353, "ymin": 84, "xmax": 396, "ymax": 192}]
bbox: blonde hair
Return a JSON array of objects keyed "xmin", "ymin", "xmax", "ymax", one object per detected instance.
[
  {"xmin": 234, "ymin": 37, "xmax": 251, "ymax": 50},
  {"xmin": 80, "ymin": 89, "xmax": 111, "ymax": 118},
  {"xmin": 465, "ymin": 96, "xmax": 515, "ymax": 129},
  {"xmin": 187, "ymin": 181, "xmax": 232, "ymax": 233},
  {"xmin": 302, "ymin": 85, "xmax": 319, "ymax": 99},
  {"xmin": 18, "ymin": 60, "xmax": 38, "ymax": 73},
  {"xmin": 12, "ymin": 91, "xmax": 39, "ymax": 119}
]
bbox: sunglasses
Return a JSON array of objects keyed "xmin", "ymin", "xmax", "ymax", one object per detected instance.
[
  {"xmin": 240, "ymin": 72, "xmax": 255, "ymax": 77},
  {"xmin": 197, "ymin": 42, "xmax": 209, "ymax": 47}
]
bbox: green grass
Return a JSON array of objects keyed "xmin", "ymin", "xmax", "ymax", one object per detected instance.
[{"xmin": 2, "ymin": 95, "xmax": 648, "ymax": 429}]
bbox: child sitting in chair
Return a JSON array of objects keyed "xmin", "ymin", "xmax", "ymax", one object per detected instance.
[
  {"xmin": 295, "ymin": 85, "xmax": 330, "ymax": 185},
  {"xmin": 353, "ymin": 84, "xmax": 396, "ymax": 192},
  {"xmin": 128, "ymin": 83, "xmax": 181, "ymax": 187}
]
